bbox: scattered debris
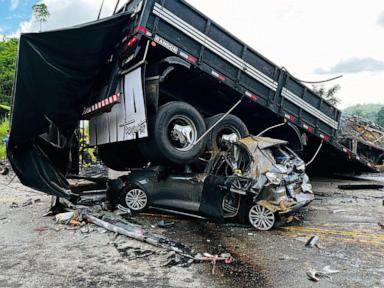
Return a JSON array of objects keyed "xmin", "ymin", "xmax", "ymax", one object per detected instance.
[
  {"xmin": 0, "ymin": 216, "xmax": 7, "ymax": 221},
  {"xmin": 55, "ymin": 212, "xmax": 77, "ymax": 225},
  {"xmin": 116, "ymin": 204, "xmax": 132, "ymax": 216},
  {"xmin": 279, "ymin": 255, "xmax": 298, "ymax": 261},
  {"xmin": 161, "ymin": 251, "xmax": 194, "ymax": 267},
  {"xmin": 332, "ymin": 209, "xmax": 347, "ymax": 214},
  {"xmin": 157, "ymin": 220, "xmax": 175, "ymax": 228},
  {"xmin": 114, "ymin": 244, "xmax": 156, "ymax": 260},
  {"xmin": 322, "ymin": 265, "xmax": 340, "ymax": 275},
  {"xmin": 0, "ymin": 167, "xmax": 9, "ymax": 175},
  {"xmin": 306, "ymin": 269, "xmax": 321, "ymax": 282},
  {"xmin": 22, "ymin": 198, "xmax": 33, "ymax": 207},
  {"xmin": 195, "ymin": 252, "xmax": 234, "ymax": 274},
  {"xmin": 306, "ymin": 266, "xmax": 340, "ymax": 282},
  {"xmin": 10, "ymin": 202, "xmax": 19, "ymax": 208},
  {"xmin": 338, "ymin": 184, "xmax": 384, "ymax": 190},
  {"xmin": 82, "ymin": 212, "xmax": 191, "ymax": 255},
  {"xmin": 305, "ymin": 236, "xmax": 320, "ymax": 248}
]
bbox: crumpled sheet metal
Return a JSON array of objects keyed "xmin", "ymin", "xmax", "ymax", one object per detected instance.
[
  {"xmin": 339, "ymin": 115, "xmax": 384, "ymax": 150},
  {"xmin": 236, "ymin": 136, "xmax": 285, "ymax": 177},
  {"xmin": 257, "ymin": 199, "xmax": 295, "ymax": 213},
  {"xmin": 238, "ymin": 136, "xmax": 288, "ymax": 150}
]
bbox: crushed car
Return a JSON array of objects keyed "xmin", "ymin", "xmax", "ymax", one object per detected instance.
[{"xmin": 111, "ymin": 136, "xmax": 314, "ymax": 231}]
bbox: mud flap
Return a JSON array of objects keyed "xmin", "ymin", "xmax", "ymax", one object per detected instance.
[{"xmin": 89, "ymin": 67, "xmax": 148, "ymax": 146}]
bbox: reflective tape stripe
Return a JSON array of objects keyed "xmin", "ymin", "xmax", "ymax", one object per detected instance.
[
  {"xmin": 153, "ymin": 3, "xmax": 339, "ymax": 131},
  {"xmin": 282, "ymin": 88, "xmax": 339, "ymax": 129},
  {"xmin": 153, "ymin": 4, "xmax": 278, "ymax": 91},
  {"xmin": 83, "ymin": 93, "xmax": 121, "ymax": 116}
]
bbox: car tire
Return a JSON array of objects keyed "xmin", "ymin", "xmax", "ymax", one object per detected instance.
[
  {"xmin": 139, "ymin": 101, "xmax": 207, "ymax": 164},
  {"xmin": 120, "ymin": 184, "xmax": 148, "ymax": 212},
  {"xmin": 205, "ymin": 114, "xmax": 249, "ymax": 151}
]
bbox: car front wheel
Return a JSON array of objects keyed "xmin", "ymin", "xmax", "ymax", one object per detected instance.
[
  {"xmin": 120, "ymin": 185, "xmax": 148, "ymax": 212},
  {"xmin": 248, "ymin": 204, "xmax": 275, "ymax": 231}
]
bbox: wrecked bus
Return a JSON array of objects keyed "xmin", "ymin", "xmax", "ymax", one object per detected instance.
[{"xmin": 7, "ymin": 0, "xmax": 379, "ymax": 227}]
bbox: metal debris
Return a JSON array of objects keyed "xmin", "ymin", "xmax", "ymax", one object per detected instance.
[
  {"xmin": 305, "ymin": 236, "xmax": 320, "ymax": 248},
  {"xmin": 306, "ymin": 266, "xmax": 340, "ymax": 282},
  {"xmin": 332, "ymin": 209, "xmax": 347, "ymax": 214},
  {"xmin": 83, "ymin": 213, "xmax": 191, "ymax": 255},
  {"xmin": 338, "ymin": 184, "xmax": 384, "ymax": 190},
  {"xmin": 116, "ymin": 204, "xmax": 132, "ymax": 216},
  {"xmin": 306, "ymin": 269, "xmax": 320, "ymax": 282},
  {"xmin": 21, "ymin": 199, "xmax": 33, "ymax": 207},
  {"xmin": 10, "ymin": 202, "xmax": 18, "ymax": 208},
  {"xmin": 157, "ymin": 220, "xmax": 175, "ymax": 228},
  {"xmin": 114, "ymin": 244, "xmax": 156, "ymax": 260},
  {"xmin": 55, "ymin": 212, "xmax": 76, "ymax": 224},
  {"xmin": 322, "ymin": 265, "xmax": 340, "ymax": 275}
]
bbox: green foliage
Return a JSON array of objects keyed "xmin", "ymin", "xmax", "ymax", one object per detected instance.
[
  {"xmin": 0, "ymin": 38, "xmax": 18, "ymax": 106},
  {"xmin": 343, "ymin": 104, "xmax": 384, "ymax": 124},
  {"xmin": 32, "ymin": 3, "xmax": 50, "ymax": 31},
  {"xmin": 312, "ymin": 84, "xmax": 341, "ymax": 106},
  {"xmin": 377, "ymin": 107, "xmax": 384, "ymax": 128},
  {"xmin": 0, "ymin": 118, "xmax": 9, "ymax": 160}
]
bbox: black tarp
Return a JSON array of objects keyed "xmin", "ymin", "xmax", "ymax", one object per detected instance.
[{"xmin": 8, "ymin": 13, "xmax": 133, "ymax": 199}]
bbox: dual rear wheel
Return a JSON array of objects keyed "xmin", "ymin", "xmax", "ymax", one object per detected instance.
[{"xmin": 139, "ymin": 101, "xmax": 249, "ymax": 164}]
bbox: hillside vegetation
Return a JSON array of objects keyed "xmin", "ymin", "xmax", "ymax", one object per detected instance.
[
  {"xmin": 343, "ymin": 104, "xmax": 384, "ymax": 126},
  {"xmin": 0, "ymin": 38, "xmax": 18, "ymax": 106}
]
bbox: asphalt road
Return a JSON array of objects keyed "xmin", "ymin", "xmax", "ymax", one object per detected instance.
[{"xmin": 0, "ymin": 174, "xmax": 383, "ymax": 288}]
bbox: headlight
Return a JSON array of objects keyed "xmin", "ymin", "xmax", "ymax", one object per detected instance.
[{"xmin": 265, "ymin": 172, "xmax": 283, "ymax": 185}]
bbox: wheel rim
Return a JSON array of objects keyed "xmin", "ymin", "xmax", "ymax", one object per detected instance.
[
  {"xmin": 125, "ymin": 188, "xmax": 148, "ymax": 211},
  {"xmin": 217, "ymin": 127, "xmax": 241, "ymax": 149},
  {"xmin": 168, "ymin": 115, "xmax": 198, "ymax": 152},
  {"xmin": 249, "ymin": 204, "xmax": 275, "ymax": 231}
]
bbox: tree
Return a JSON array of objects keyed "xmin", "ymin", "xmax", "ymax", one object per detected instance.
[
  {"xmin": 32, "ymin": 3, "xmax": 50, "ymax": 32},
  {"xmin": 0, "ymin": 38, "xmax": 18, "ymax": 106},
  {"xmin": 312, "ymin": 84, "xmax": 341, "ymax": 106},
  {"xmin": 377, "ymin": 107, "xmax": 384, "ymax": 128}
]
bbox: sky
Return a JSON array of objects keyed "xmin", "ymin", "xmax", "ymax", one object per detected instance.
[{"xmin": 0, "ymin": 0, "xmax": 383, "ymax": 109}]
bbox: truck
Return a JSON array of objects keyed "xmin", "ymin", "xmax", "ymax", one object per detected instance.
[{"xmin": 8, "ymin": 0, "xmax": 382, "ymax": 206}]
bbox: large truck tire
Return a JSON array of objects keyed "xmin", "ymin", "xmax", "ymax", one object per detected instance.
[
  {"xmin": 139, "ymin": 101, "xmax": 207, "ymax": 164},
  {"xmin": 98, "ymin": 142, "xmax": 148, "ymax": 171},
  {"xmin": 205, "ymin": 114, "xmax": 249, "ymax": 151}
]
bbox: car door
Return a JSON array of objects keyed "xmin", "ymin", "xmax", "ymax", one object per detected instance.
[{"xmin": 150, "ymin": 173, "xmax": 205, "ymax": 212}]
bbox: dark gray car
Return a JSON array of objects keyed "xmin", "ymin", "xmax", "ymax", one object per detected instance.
[{"xmin": 117, "ymin": 137, "xmax": 314, "ymax": 230}]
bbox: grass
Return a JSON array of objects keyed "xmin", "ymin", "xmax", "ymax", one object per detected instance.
[{"xmin": 0, "ymin": 118, "xmax": 9, "ymax": 160}]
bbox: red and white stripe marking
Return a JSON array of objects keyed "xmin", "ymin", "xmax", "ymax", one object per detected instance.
[
  {"xmin": 83, "ymin": 93, "xmax": 120, "ymax": 117},
  {"xmin": 319, "ymin": 134, "xmax": 330, "ymax": 142},
  {"xmin": 179, "ymin": 51, "xmax": 197, "ymax": 64},
  {"xmin": 303, "ymin": 124, "xmax": 314, "ymax": 133},
  {"xmin": 135, "ymin": 26, "xmax": 153, "ymax": 37},
  {"xmin": 284, "ymin": 113, "xmax": 296, "ymax": 123},
  {"xmin": 211, "ymin": 70, "xmax": 225, "ymax": 82},
  {"xmin": 245, "ymin": 91, "xmax": 258, "ymax": 102}
]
